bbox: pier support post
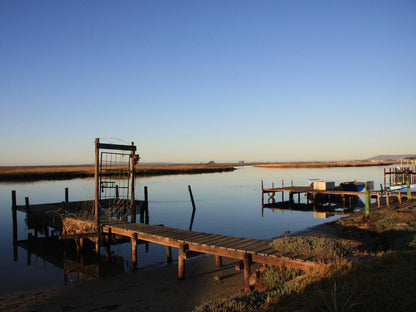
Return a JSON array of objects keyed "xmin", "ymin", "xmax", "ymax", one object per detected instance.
[
  {"xmin": 178, "ymin": 243, "xmax": 187, "ymax": 280},
  {"xmin": 365, "ymin": 191, "xmax": 370, "ymax": 216},
  {"xmin": 243, "ymin": 253, "xmax": 252, "ymax": 292},
  {"xmin": 131, "ymin": 233, "xmax": 137, "ymax": 271},
  {"xmin": 144, "ymin": 186, "xmax": 149, "ymax": 224},
  {"xmin": 407, "ymin": 180, "xmax": 411, "ymax": 200},
  {"xmin": 12, "ymin": 190, "xmax": 18, "ymax": 261},
  {"xmin": 215, "ymin": 255, "xmax": 223, "ymax": 268},
  {"xmin": 166, "ymin": 246, "xmax": 172, "ymax": 263},
  {"xmin": 65, "ymin": 188, "xmax": 69, "ymax": 203}
]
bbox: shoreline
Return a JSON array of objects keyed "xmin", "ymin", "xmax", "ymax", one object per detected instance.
[
  {"xmin": 0, "ymin": 164, "xmax": 237, "ymax": 182},
  {"xmin": 0, "ymin": 255, "xmax": 254, "ymax": 312},
  {"xmin": 0, "ymin": 161, "xmax": 399, "ymax": 182}
]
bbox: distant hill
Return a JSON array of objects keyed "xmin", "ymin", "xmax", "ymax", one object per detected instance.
[{"xmin": 367, "ymin": 154, "xmax": 416, "ymax": 161}]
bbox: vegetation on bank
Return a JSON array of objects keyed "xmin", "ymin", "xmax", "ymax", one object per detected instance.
[
  {"xmin": 0, "ymin": 164, "xmax": 236, "ymax": 182},
  {"xmin": 194, "ymin": 206, "xmax": 416, "ymax": 312},
  {"xmin": 255, "ymin": 160, "xmax": 397, "ymax": 169}
]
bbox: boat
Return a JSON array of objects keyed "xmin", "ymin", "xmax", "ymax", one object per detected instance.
[{"xmin": 388, "ymin": 183, "xmax": 416, "ymax": 193}]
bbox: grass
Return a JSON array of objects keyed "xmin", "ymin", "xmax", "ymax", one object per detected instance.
[
  {"xmin": 0, "ymin": 163, "xmax": 236, "ymax": 181},
  {"xmin": 270, "ymin": 235, "xmax": 349, "ymax": 259},
  {"xmin": 255, "ymin": 160, "xmax": 397, "ymax": 169},
  {"xmin": 193, "ymin": 207, "xmax": 416, "ymax": 312}
]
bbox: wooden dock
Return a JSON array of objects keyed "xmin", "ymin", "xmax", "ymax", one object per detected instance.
[
  {"xmin": 260, "ymin": 180, "xmax": 414, "ymax": 213},
  {"xmin": 62, "ymin": 216, "xmax": 321, "ymax": 291},
  {"xmin": 11, "ymin": 189, "xmax": 322, "ymax": 291}
]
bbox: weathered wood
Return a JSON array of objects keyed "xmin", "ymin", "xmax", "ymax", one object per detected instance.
[
  {"xmin": 130, "ymin": 142, "xmax": 136, "ymax": 223},
  {"xmin": 166, "ymin": 246, "xmax": 172, "ymax": 263},
  {"xmin": 96, "ymin": 142, "xmax": 136, "ymax": 152},
  {"xmin": 178, "ymin": 243, "xmax": 187, "ymax": 280},
  {"xmin": 95, "ymin": 138, "xmax": 100, "ymax": 227},
  {"xmin": 215, "ymin": 255, "xmax": 223, "ymax": 267},
  {"xmin": 188, "ymin": 185, "xmax": 196, "ymax": 231},
  {"xmin": 65, "ymin": 188, "xmax": 69, "ymax": 203},
  {"xmin": 243, "ymin": 253, "xmax": 252, "ymax": 291},
  {"xmin": 131, "ymin": 233, "xmax": 137, "ymax": 270}
]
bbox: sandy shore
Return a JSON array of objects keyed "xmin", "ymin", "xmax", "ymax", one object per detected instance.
[{"xmin": 0, "ymin": 255, "xmax": 258, "ymax": 312}]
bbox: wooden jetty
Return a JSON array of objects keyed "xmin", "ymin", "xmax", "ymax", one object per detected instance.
[
  {"xmin": 60, "ymin": 216, "xmax": 321, "ymax": 291},
  {"xmin": 261, "ymin": 181, "xmax": 415, "ymax": 211},
  {"xmin": 11, "ymin": 188, "xmax": 322, "ymax": 291}
]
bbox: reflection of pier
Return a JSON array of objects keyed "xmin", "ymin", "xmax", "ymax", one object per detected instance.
[
  {"xmin": 261, "ymin": 179, "xmax": 414, "ymax": 217},
  {"xmin": 16, "ymin": 236, "xmax": 126, "ymax": 284},
  {"xmin": 11, "ymin": 187, "xmax": 149, "ymax": 283}
]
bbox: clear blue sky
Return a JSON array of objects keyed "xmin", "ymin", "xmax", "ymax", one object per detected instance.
[{"xmin": 1, "ymin": 0, "xmax": 415, "ymax": 165}]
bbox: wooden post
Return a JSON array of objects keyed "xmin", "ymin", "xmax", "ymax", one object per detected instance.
[
  {"xmin": 131, "ymin": 233, "xmax": 137, "ymax": 271},
  {"xmin": 25, "ymin": 197, "xmax": 30, "ymax": 215},
  {"xmin": 178, "ymin": 243, "xmax": 187, "ymax": 280},
  {"xmin": 243, "ymin": 253, "xmax": 252, "ymax": 292},
  {"xmin": 144, "ymin": 186, "xmax": 149, "ymax": 224},
  {"xmin": 95, "ymin": 138, "xmax": 100, "ymax": 227},
  {"xmin": 65, "ymin": 187, "xmax": 69, "ymax": 203},
  {"xmin": 386, "ymin": 191, "xmax": 390, "ymax": 207},
  {"xmin": 407, "ymin": 180, "xmax": 411, "ymax": 200},
  {"xmin": 166, "ymin": 246, "xmax": 172, "ymax": 263},
  {"xmin": 130, "ymin": 142, "xmax": 136, "ymax": 223},
  {"xmin": 12, "ymin": 190, "xmax": 17, "ymax": 261},
  {"xmin": 215, "ymin": 255, "xmax": 223, "ymax": 267},
  {"xmin": 365, "ymin": 190, "xmax": 370, "ymax": 216},
  {"xmin": 188, "ymin": 185, "xmax": 196, "ymax": 231}
]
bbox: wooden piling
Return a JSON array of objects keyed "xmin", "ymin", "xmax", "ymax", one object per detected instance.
[
  {"xmin": 94, "ymin": 138, "xmax": 100, "ymax": 227},
  {"xmin": 65, "ymin": 188, "xmax": 69, "ymax": 203},
  {"xmin": 365, "ymin": 190, "xmax": 370, "ymax": 216},
  {"xmin": 166, "ymin": 246, "xmax": 172, "ymax": 263},
  {"xmin": 12, "ymin": 190, "xmax": 17, "ymax": 261},
  {"xmin": 243, "ymin": 253, "xmax": 252, "ymax": 291},
  {"xmin": 25, "ymin": 197, "xmax": 30, "ymax": 214},
  {"xmin": 188, "ymin": 185, "xmax": 196, "ymax": 231},
  {"xmin": 130, "ymin": 142, "xmax": 136, "ymax": 223},
  {"xmin": 131, "ymin": 233, "xmax": 137, "ymax": 271},
  {"xmin": 215, "ymin": 255, "xmax": 223, "ymax": 267},
  {"xmin": 144, "ymin": 186, "xmax": 149, "ymax": 224},
  {"xmin": 178, "ymin": 243, "xmax": 187, "ymax": 280}
]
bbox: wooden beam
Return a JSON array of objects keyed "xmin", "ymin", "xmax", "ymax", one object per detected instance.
[{"xmin": 96, "ymin": 143, "xmax": 136, "ymax": 152}]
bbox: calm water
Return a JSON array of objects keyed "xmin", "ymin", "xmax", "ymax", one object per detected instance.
[{"xmin": 0, "ymin": 165, "xmax": 388, "ymax": 294}]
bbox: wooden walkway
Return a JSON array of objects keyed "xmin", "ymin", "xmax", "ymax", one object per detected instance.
[{"xmin": 62, "ymin": 216, "xmax": 321, "ymax": 290}]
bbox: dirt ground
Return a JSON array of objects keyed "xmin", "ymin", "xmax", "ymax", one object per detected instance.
[{"xmin": 0, "ymin": 255, "xmax": 259, "ymax": 312}]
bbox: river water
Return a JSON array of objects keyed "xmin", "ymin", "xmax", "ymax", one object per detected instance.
[{"xmin": 0, "ymin": 165, "xmax": 389, "ymax": 294}]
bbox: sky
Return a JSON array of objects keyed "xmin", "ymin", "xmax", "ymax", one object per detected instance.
[{"xmin": 1, "ymin": 0, "xmax": 415, "ymax": 165}]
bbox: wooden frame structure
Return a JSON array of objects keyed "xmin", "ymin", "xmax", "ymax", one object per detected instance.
[{"xmin": 94, "ymin": 138, "xmax": 137, "ymax": 226}]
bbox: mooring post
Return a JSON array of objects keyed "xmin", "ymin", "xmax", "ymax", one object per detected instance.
[
  {"xmin": 188, "ymin": 185, "xmax": 196, "ymax": 231},
  {"xmin": 178, "ymin": 243, "xmax": 187, "ymax": 280},
  {"xmin": 243, "ymin": 253, "xmax": 252, "ymax": 292},
  {"xmin": 144, "ymin": 186, "xmax": 149, "ymax": 224},
  {"xmin": 407, "ymin": 180, "xmax": 411, "ymax": 200},
  {"xmin": 131, "ymin": 233, "xmax": 137, "ymax": 271},
  {"xmin": 365, "ymin": 190, "xmax": 370, "ymax": 216},
  {"xmin": 12, "ymin": 190, "xmax": 17, "ymax": 261},
  {"xmin": 25, "ymin": 197, "xmax": 30, "ymax": 215},
  {"xmin": 166, "ymin": 246, "xmax": 172, "ymax": 263},
  {"xmin": 65, "ymin": 187, "xmax": 69, "ymax": 203}
]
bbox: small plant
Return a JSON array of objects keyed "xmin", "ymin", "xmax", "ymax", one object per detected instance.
[
  {"xmin": 260, "ymin": 265, "xmax": 302, "ymax": 290},
  {"xmin": 314, "ymin": 282, "xmax": 360, "ymax": 312}
]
